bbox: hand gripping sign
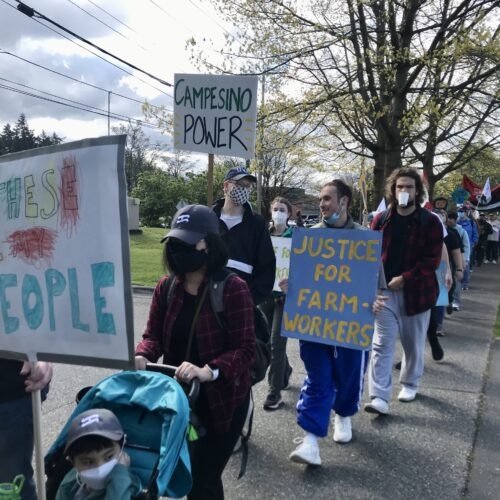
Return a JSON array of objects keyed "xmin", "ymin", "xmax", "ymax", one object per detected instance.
[{"xmin": 281, "ymin": 228, "xmax": 382, "ymax": 350}]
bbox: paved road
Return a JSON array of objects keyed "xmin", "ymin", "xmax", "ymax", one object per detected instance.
[{"xmin": 41, "ymin": 264, "xmax": 500, "ymax": 499}]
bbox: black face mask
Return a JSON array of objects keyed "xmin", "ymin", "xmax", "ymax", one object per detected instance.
[{"xmin": 167, "ymin": 239, "xmax": 207, "ymax": 274}]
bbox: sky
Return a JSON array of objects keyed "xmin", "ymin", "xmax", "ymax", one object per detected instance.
[{"xmin": 0, "ymin": 0, "xmax": 232, "ymax": 146}]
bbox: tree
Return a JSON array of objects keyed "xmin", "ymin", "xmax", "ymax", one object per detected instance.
[
  {"xmin": 197, "ymin": 0, "xmax": 500, "ymax": 200},
  {"xmin": 112, "ymin": 122, "xmax": 161, "ymax": 193},
  {"xmin": 0, "ymin": 114, "xmax": 63, "ymax": 155}
]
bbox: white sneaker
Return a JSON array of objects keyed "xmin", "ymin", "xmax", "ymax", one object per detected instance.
[
  {"xmin": 289, "ymin": 433, "xmax": 321, "ymax": 465},
  {"xmin": 364, "ymin": 397, "xmax": 389, "ymax": 415},
  {"xmin": 398, "ymin": 386, "xmax": 417, "ymax": 402},
  {"xmin": 452, "ymin": 302, "xmax": 460, "ymax": 311},
  {"xmin": 493, "ymin": 260, "xmax": 497, "ymax": 264},
  {"xmin": 333, "ymin": 415, "xmax": 352, "ymax": 443},
  {"xmin": 484, "ymin": 260, "xmax": 490, "ymax": 264}
]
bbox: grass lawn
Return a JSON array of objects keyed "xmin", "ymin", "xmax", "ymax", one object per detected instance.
[{"xmin": 129, "ymin": 227, "xmax": 166, "ymax": 287}]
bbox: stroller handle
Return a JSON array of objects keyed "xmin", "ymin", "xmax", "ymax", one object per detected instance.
[{"xmin": 145, "ymin": 363, "xmax": 200, "ymax": 404}]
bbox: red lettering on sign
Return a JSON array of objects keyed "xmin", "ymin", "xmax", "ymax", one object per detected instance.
[
  {"xmin": 7, "ymin": 227, "xmax": 58, "ymax": 265},
  {"xmin": 60, "ymin": 156, "xmax": 79, "ymax": 235}
]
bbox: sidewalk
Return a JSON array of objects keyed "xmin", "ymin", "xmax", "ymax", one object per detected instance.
[{"xmin": 220, "ymin": 264, "xmax": 500, "ymax": 499}]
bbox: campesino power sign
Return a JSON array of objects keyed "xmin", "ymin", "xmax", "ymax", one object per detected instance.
[{"xmin": 173, "ymin": 73, "xmax": 258, "ymax": 159}]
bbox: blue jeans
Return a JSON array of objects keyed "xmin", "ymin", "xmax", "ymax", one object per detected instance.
[{"xmin": 0, "ymin": 396, "xmax": 37, "ymax": 500}]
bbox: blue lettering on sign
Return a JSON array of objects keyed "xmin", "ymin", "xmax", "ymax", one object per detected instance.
[
  {"xmin": 0, "ymin": 274, "xmax": 19, "ymax": 334},
  {"xmin": 22, "ymin": 274, "xmax": 43, "ymax": 330},
  {"xmin": 0, "ymin": 262, "xmax": 117, "ymax": 335},
  {"xmin": 45, "ymin": 269, "xmax": 66, "ymax": 332},
  {"xmin": 68, "ymin": 268, "xmax": 90, "ymax": 332},
  {"xmin": 92, "ymin": 262, "xmax": 116, "ymax": 334}
]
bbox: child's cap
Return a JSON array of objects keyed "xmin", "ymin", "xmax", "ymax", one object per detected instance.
[{"xmin": 65, "ymin": 408, "xmax": 124, "ymax": 453}]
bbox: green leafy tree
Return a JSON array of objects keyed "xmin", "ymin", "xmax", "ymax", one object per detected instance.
[
  {"xmin": 0, "ymin": 114, "xmax": 63, "ymax": 155},
  {"xmin": 196, "ymin": 0, "xmax": 500, "ymax": 200},
  {"xmin": 113, "ymin": 122, "xmax": 162, "ymax": 193}
]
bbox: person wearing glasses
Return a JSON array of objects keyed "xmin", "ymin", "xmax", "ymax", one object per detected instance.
[{"xmin": 213, "ymin": 167, "xmax": 276, "ymax": 307}]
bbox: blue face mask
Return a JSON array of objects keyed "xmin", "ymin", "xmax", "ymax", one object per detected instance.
[
  {"xmin": 323, "ymin": 200, "xmax": 346, "ymax": 225},
  {"xmin": 457, "ymin": 211, "xmax": 464, "ymax": 218}
]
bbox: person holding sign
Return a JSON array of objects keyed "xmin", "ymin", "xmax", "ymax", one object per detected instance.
[
  {"xmin": 288, "ymin": 180, "xmax": 384, "ymax": 466},
  {"xmin": 212, "ymin": 166, "xmax": 276, "ymax": 306},
  {"xmin": 261, "ymin": 197, "xmax": 294, "ymax": 411},
  {"xmin": 0, "ymin": 359, "xmax": 52, "ymax": 500},
  {"xmin": 365, "ymin": 168, "xmax": 442, "ymax": 416},
  {"xmin": 135, "ymin": 205, "xmax": 255, "ymax": 500}
]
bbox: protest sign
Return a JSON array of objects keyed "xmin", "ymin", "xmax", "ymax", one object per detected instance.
[
  {"xmin": 271, "ymin": 236, "xmax": 291, "ymax": 291},
  {"xmin": 282, "ymin": 228, "xmax": 382, "ymax": 350},
  {"xmin": 173, "ymin": 73, "xmax": 258, "ymax": 159},
  {"xmin": 0, "ymin": 136, "xmax": 134, "ymax": 369},
  {"xmin": 435, "ymin": 261, "xmax": 449, "ymax": 306}
]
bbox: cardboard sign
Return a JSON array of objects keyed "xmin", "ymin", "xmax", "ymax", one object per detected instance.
[
  {"xmin": 173, "ymin": 73, "xmax": 258, "ymax": 159},
  {"xmin": 0, "ymin": 136, "xmax": 134, "ymax": 369},
  {"xmin": 282, "ymin": 228, "xmax": 382, "ymax": 350},
  {"xmin": 271, "ymin": 236, "xmax": 291, "ymax": 291}
]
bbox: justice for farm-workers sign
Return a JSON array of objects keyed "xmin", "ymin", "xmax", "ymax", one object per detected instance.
[
  {"xmin": 0, "ymin": 136, "xmax": 134, "ymax": 369},
  {"xmin": 282, "ymin": 228, "xmax": 382, "ymax": 350},
  {"xmin": 173, "ymin": 73, "xmax": 258, "ymax": 159}
]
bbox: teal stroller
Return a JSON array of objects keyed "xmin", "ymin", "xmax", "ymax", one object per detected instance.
[{"xmin": 45, "ymin": 366, "xmax": 198, "ymax": 499}]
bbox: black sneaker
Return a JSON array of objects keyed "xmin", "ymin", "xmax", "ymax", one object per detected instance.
[
  {"xmin": 429, "ymin": 337, "xmax": 444, "ymax": 361},
  {"xmin": 263, "ymin": 393, "xmax": 284, "ymax": 411}
]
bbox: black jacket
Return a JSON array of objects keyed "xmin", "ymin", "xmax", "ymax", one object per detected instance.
[{"xmin": 213, "ymin": 199, "xmax": 276, "ymax": 305}]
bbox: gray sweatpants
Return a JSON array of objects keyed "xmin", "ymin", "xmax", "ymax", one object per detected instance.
[{"xmin": 368, "ymin": 289, "xmax": 430, "ymax": 402}]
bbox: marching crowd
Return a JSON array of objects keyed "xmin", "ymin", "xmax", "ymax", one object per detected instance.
[{"xmin": 1, "ymin": 165, "xmax": 498, "ymax": 500}]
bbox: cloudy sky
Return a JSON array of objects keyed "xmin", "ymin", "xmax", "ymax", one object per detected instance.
[{"xmin": 0, "ymin": 0, "xmax": 231, "ymax": 144}]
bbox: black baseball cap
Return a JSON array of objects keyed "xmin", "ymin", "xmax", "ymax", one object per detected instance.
[
  {"xmin": 223, "ymin": 166, "xmax": 257, "ymax": 182},
  {"xmin": 65, "ymin": 408, "xmax": 124, "ymax": 453},
  {"xmin": 161, "ymin": 204, "xmax": 220, "ymax": 245}
]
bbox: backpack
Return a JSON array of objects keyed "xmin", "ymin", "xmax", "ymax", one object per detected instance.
[
  {"xmin": 160, "ymin": 268, "xmax": 271, "ymax": 478},
  {"xmin": 160, "ymin": 268, "xmax": 271, "ymax": 386}
]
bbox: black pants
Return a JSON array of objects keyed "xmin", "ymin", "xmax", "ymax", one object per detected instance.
[{"xmin": 188, "ymin": 393, "xmax": 250, "ymax": 500}]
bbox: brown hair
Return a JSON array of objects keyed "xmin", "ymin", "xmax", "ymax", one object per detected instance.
[
  {"xmin": 385, "ymin": 167, "xmax": 425, "ymax": 207},
  {"xmin": 270, "ymin": 197, "xmax": 292, "ymax": 215},
  {"xmin": 320, "ymin": 179, "xmax": 352, "ymax": 207}
]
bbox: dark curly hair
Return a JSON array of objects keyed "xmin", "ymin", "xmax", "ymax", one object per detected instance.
[{"xmin": 385, "ymin": 167, "xmax": 425, "ymax": 207}]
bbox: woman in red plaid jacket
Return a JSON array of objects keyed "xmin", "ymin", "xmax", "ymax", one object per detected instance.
[{"xmin": 135, "ymin": 204, "xmax": 255, "ymax": 500}]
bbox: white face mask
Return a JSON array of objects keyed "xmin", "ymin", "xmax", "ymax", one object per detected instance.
[
  {"xmin": 78, "ymin": 457, "xmax": 118, "ymax": 491},
  {"xmin": 229, "ymin": 185, "xmax": 251, "ymax": 206},
  {"xmin": 272, "ymin": 211, "xmax": 288, "ymax": 226}
]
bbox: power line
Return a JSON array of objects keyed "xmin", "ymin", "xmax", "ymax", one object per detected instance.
[
  {"xmin": 85, "ymin": 0, "xmax": 140, "ymax": 37},
  {"xmin": 14, "ymin": 1, "xmax": 173, "ymax": 87},
  {"xmin": 0, "ymin": 82, "xmax": 162, "ymax": 130},
  {"xmin": 0, "ymin": 50, "xmax": 173, "ymax": 111},
  {"xmin": 64, "ymin": 0, "xmax": 138, "ymax": 46},
  {"xmin": 0, "ymin": 75, "xmax": 157, "ymax": 125},
  {"xmin": 0, "ymin": 0, "xmax": 172, "ymax": 98}
]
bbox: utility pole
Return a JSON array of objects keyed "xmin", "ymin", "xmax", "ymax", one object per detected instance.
[
  {"xmin": 107, "ymin": 91, "xmax": 111, "ymax": 135},
  {"xmin": 256, "ymin": 74, "xmax": 265, "ymax": 214}
]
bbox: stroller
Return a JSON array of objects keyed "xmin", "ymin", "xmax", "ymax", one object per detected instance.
[{"xmin": 45, "ymin": 365, "xmax": 199, "ymax": 499}]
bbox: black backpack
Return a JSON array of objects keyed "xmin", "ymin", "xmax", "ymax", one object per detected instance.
[{"xmin": 160, "ymin": 268, "xmax": 271, "ymax": 385}]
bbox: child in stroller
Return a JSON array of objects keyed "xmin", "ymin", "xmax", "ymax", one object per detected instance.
[
  {"xmin": 45, "ymin": 366, "xmax": 198, "ymax": 500},
  {"xmin": 56, "ymin": 408, "xmax": 141, "ymax": 499}
]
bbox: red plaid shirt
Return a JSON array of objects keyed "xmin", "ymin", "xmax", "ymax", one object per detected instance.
[
  {"xmin": 372, "ymin": 207, "xmax": 443, "ymax": 315},
  {"xmin": 136, "ymin": 274, "xmax": 255, "ymax": 433}
]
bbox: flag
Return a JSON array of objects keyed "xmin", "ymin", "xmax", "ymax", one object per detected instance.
[
  {"xmin": 481, "ymin": 177, "xmax": 492, "ymax": 204},
  {"xmin": 375, "ymin": 198, "xmax": 386, "ymax": 213}
]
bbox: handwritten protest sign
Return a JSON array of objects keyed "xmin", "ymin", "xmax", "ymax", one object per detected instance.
[
  {"xmin": 271, "ymin": 236, "xmax": 291, "ymax": 291},
  {"xmin": 435, "ymin": 261, "xmax": 449, "ymax": 306},
  {"xmin": 0, "ymin": 136, "xmax": 134, "ymax": 369},
  {"xmin": 282, "ymin": 228, "xmax": 382, "ymax": 350},
  {"xmin": 173, "ymin": 73, "xmax": 258, "ymax": 159}
]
